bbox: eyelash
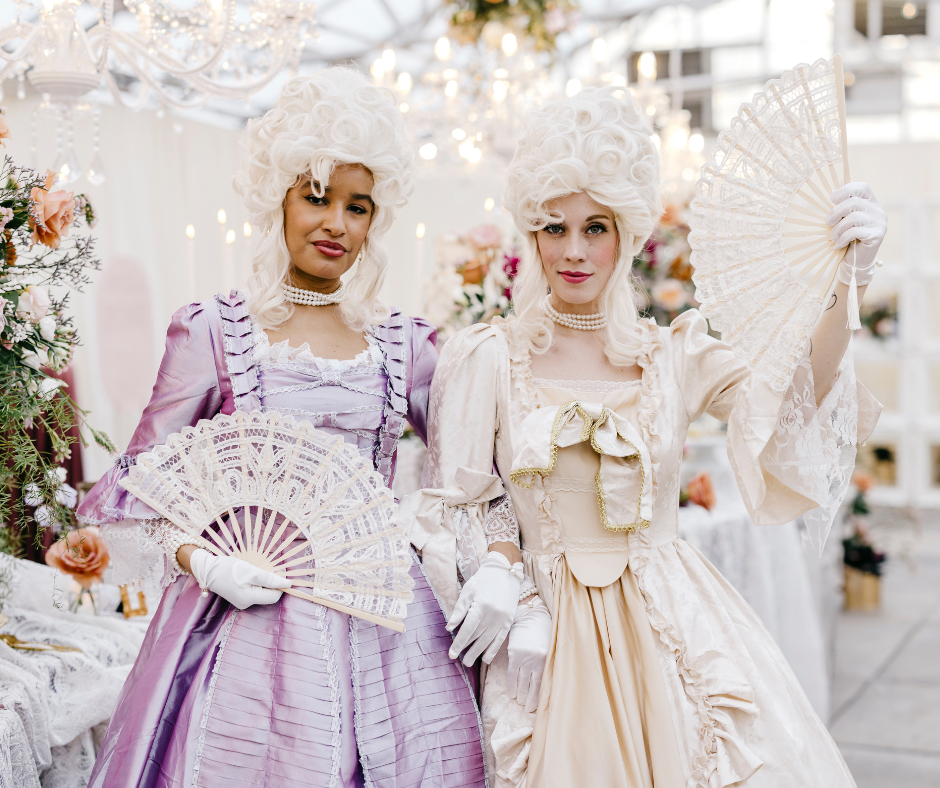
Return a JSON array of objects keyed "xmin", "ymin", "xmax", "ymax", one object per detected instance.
[{"xmin": 544, "ymin": 223, "xmax": 607, "ymax": 236}]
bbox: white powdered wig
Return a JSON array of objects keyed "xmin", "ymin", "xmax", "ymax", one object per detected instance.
[
  {"xmin": 234, "ymin": 67, "xmax": 415, "ymax": 330},
  {"xmin": 503, "ymin": 86, "xmax": 661, "ymax": 365}
]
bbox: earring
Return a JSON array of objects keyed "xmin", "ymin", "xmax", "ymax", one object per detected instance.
[{"xmin": 354, "ymin": 250, "xmax": 363, "ymax": 266}]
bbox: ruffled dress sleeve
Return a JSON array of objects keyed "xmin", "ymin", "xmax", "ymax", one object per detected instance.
[
  {"xmin": 76, "ymin": 301, "xmax": 224, "ymax": 592},
  {"xmin": 397, "ymin": 324, "xmax": 505, "ymax": 617},
  {"xmin": 404, "ymin": 317, "xmax": 438, "ymax": 444},
  {"xmin": 670, "ymin": 309, "xmax": 881, "ymax": 549}
]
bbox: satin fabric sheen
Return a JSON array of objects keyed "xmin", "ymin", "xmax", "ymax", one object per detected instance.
[{"xmin": 80, "ymin": 295, "xmax": 486, "ymax": 788}]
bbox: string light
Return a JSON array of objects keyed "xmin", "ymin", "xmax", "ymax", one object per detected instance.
[
  {"xmin": 484, "ymin": 198, "xmax": 495, "ymax": 211},
  {"xmin": 416, "ymin": 222, "xmax": 426, "ymax": 239},
  {"xmin": 225, "ymin": 229, "xmax": 235, "ymax": 244},
  {"xmin": 243, "ymin": 222, "xmax": 252, "ymax": 238},
  {"xmin": 186, "ymin": 224, "xmax": 196, "ymax": 239},
  {"xmin": 217, "ymin": 209, "xmax": 226, "ymax": 225}
]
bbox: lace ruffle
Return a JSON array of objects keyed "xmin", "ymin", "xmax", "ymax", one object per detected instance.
[
  {"xmin": 634, "ymin": 319, "xmax": 664, "ymax": 496},
  {"xmin": 628, "ymin": 530, "xmax": 763, "ymax": 788},
  {"xmin": 216, "ymin": 291, "xmax": 261, "ymax": 413},
  {"xmin": 97, "ymin": 517, "xmax": 182, "ymax": 597},
  {"xmin": 253, "ymin": 323, "xmax": 384, "ymax": 371},
  {"xmin": 532, "ymin": 378, "xmax": 641, "ymax": 393},
  {"xmin": 483, "ymin": 494, "xmax": 520, "ymax": 547}
]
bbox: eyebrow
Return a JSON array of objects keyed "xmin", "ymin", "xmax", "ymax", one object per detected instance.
[{"xmin": 586, "ymin": 214, "xmax": 612, "ymax": 222}]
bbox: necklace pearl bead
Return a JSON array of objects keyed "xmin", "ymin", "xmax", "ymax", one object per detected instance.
[
  {"xmin": 282, "ymin": 281, "xmax": 346, "ymax": 306},
  {"xmin": 541, "ymin": 295, "xmax": 607, "ymax": 330}
]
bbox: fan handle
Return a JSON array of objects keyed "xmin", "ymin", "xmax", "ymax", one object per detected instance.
[
  {"xmin": 833, "ymin": 53, "xmax": 851, "ymax": 184},
  {"xmin": 282, "ymin": 587, "xmax": 406, "ymax": 633}
]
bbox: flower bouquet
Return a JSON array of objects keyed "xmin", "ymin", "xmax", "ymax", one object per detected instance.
[
  {"xmin": 632, "ymin": 202, "xmax": 699, "ymax": 327},
  {"xmin": 424, "ymin": 222, "xmax": 518, "ymax": 343},
  {"xmin": 448, "ymin": 0, "xmax": 578, "ymax": 52},
  {"xmin": 679, "ymin": 471, "xmax": 716, "ymax": 511},
  {"xmin": 842, "ymin": 471, "xmax": 886, "ymax": 611},
  {"xmin": 0, "ymin": 108, "xmax": 112, "ymax": 554}
]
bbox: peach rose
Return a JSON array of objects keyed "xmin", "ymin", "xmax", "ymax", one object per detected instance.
[
  {"xmin": 852, "ymin": 470, "xmax": 876, "ymax": 493},
  {"xmin": 45, "ymin": 526, "xmax": 110, "ymax": 589},
  {"xmin": 651, "ymin": 278, "xmax": 689, "ymax": 312},
  {"xmin": 461, "ymin": 257, "xmax": 489, "ymax": 285},
  {"xmin": 686, "ymin": 471, "xmax": 716, "ymax": 511},
  {"xmin": 30, "ymin": 172, "xmax": 75, "ymax": 250},
  {"xmin": 0, "ymin": 111, "xmax": 9, "ymax": 146}
]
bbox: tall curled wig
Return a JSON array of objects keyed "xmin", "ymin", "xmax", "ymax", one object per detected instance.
[
  {"xmin": 503, "ymin": 86, "xmax": 661, "ymax": 365},
  {"xmin": 234, "ymin": 67, "xmax": 415, "ymax": 330}
]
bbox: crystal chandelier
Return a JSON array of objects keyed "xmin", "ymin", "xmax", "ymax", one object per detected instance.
[
  {"xmin": 0, "ymin": 0, "xmax": 316, "ymax": 107},
  {"xmin": 0, "ymin": 0, "xmax": 315, "ymax": 184}
]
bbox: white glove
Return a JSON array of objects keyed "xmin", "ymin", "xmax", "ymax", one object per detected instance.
[
  {"xmin": 446, "ymin": 551, "xmax": 523, "ymax": 666},
  {"xmin": 189, "ymin": 549, "xmax": 291, "ymax": 610},
  {"xmin": 507, "ymin": 597, "xmax": 553, "ymax": 713},
  {"xmin": 828, "ymin": 182, "xmax": 887, "ymax": 285}
]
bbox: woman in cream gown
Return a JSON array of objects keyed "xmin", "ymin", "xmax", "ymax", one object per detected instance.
[{"xmin": 400, "ymin": 88, "xmax": 886, "ymax": 787}]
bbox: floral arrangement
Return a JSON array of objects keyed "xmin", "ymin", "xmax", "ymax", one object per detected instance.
[
  {"xmin": 843, "ymin": 470, "xmax": 886, "ymax": 576},
  {"xmin": 0, "ymin": 109, "xmax": 112, "ymax": 554},
  {"xmin": 679, "ymin": 471, "xmax": 716, "ymax": 511},
  {"xmin": 448, "ymin": 0, "xmax": 579, "ymax": 52},
  {"xmin": 857, "ymin": 296, "xmax": 898, "ymax": 341},
  {"xmin": 632, "ymin": 202, "xmax": 699, "ymax": 327},
  {"xmin": 424, "ymin": 222, "xmax": 518, "ymax": 343}
]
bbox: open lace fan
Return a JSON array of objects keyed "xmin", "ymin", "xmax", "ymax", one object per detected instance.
[
  {"xmin": 690, "ymin": 56, "xmax": 852, "ymax": 393},
  {"xmin": 120, "ymin": 410, "xmax": 413, "ymax": 632}
]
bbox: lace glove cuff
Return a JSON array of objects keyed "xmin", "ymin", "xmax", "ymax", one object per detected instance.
[{"xmin": 484, "ymin": 494, "xmax": 520, "ymax": 547}]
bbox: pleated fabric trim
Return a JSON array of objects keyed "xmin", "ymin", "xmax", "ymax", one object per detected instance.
[
  {"xmin": 216, "ymin": 290, "xmax": 262, "ymax": 413},
  {"xmin": 371, "ymin": 309, "xmax": 408, "ymax": 486}
]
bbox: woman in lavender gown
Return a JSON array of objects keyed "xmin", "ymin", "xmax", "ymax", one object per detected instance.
[{"xmin": 77, "ymin": 68, "xmax": 487, "ymax": 788}]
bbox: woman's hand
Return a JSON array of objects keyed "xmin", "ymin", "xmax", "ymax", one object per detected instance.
[
  {"xmin": 188, "ymin": 549, "xmax": 291, "ymax": 610},
  {"xmin": 828, "ymin": 182, "xmax": 887, "ymax": 280},
  {"xmin": 507, "ymin": 597, "xmax": 552, "ymax": 713},
  {"xmin": 446, "ymin": 551, "xmax": 523, "ymax": 666}
]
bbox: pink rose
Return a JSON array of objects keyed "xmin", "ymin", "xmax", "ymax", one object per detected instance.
[
  {"xmin": 0, "ymin": 110, "xmax": 9, "ymax": 146},
  {"xmin": 651, "ymin": 279, "xmax": 689, "ymax": 312},
  {"xmin": 466, "ymin": 223, "xmax": 503, "ymax": 250},
  {"xmin": 30, "ymin": 172, "xmax": 75, "ymax": 249}
]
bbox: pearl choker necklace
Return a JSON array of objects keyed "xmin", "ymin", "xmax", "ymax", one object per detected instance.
[
  {"xmin": 541, "ymin": 295, "xmax": 607, "ymax": 330},
  {"xmin": 282, "ymin": 281, "xmax": 346, "ymax": 306}
]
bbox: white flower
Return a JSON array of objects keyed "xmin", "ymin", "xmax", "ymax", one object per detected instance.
[
  {"xmin": 39, "ymin": 376, "xmax": 65, "ymax": 399},
  {"xmin": 38, "ymin": 315, "xmax": 56, "ymax": 341},
  {"xmin": 20, "ymin": 346, "xmax": 48, "ymax": 370},
  {"xmin": 16, "ymin": 286, "xmax": 50, "ymax": 324}
]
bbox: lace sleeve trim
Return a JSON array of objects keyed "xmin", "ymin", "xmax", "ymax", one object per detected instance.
[{"xmin": 484, "ymin": 494, "xmax": 520, "ymax": 547}]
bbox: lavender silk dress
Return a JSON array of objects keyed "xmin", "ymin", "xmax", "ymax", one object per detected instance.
[{"xmin": 77, "ymin": 292, "xmax": 487, "ymax": 788}]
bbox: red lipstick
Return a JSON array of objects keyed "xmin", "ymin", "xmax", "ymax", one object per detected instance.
[
  {"xmin": 559, "ymin": 271, "xmax": 591, "ymax": 284},
  {"xmin": 313, "ymin": 240, "xmax": 347, "ymax": 258}
]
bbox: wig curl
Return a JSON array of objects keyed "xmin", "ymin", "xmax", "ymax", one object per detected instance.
[
  {"xmin": 234, "ymin": 67, "xmax": 415, "ymax": 330},
  {"xmin": 502, "ymin": 86, "xmax": 661, "ymax": 364}
]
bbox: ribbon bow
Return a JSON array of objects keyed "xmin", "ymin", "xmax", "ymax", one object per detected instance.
[{"xmin": 510, "ymin": 400, "xmax": 652, "ymax": 531}]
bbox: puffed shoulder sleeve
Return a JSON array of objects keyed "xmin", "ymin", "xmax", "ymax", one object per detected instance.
[
  {"xmin": 405, "ymin": 316, "xmax": 438, "ymax": 444},
  {"xmin": 670, "ymin": 309, "xmax": 881, "ymax": 550},
  {"xmin": 395, "ymin": 324, "xmax": 505, "ymax": 616},
  {"xmin": 76, "ymin": 301, "xmax": 224, "ymax": 526}
]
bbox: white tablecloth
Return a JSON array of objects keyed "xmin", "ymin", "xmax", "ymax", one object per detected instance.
[{"xmin": 0, "ymin": 556, "xmax": 149, "ymax": 788}]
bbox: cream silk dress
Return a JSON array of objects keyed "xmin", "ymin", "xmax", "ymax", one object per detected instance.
[{"xmin": 400, "ymin": 310, "xmax": 882, "ymax": 788}]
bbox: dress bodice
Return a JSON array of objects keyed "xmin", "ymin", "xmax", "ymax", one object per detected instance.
[
  {"xmin": 253, "ymin": 325, "xmax": 388, "ymax": 461},
  {"xmin": 534, "ymin": 379, "xmax": 645, "ymax": 586}
]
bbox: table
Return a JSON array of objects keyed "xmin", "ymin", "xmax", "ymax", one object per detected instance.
[{"xmin": 0, "ymin": 556, "xmax": 149, "ymax": 788}]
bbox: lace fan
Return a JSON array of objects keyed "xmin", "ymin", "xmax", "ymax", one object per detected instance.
[
  {"xmin": 120, "ymin": 410, "xmax": 413, "ymax": 632},
  {"xmin": 690, "ymin": 56, "xmax": 852, "ymax": 393}
]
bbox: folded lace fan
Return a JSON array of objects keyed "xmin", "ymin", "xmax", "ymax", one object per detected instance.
[
  {"xmin": 690, "ymin": 55, "xmax": 852, "ymax": 392},
  {"xmin": 120, "ymin": 410, "xmax": 413, "ymax": 632}
]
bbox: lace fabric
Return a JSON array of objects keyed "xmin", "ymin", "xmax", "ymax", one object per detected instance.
[
  {"xmin": 533, "ymin": 378, "xmax": 641, "ymax": 393},
  {"xmin": 253, "ymin": 324, "xmax": 383, "ymax": 371},
  {"xmin": 483, "ymin": 495, "xmax": 520, "ymax": 547}
]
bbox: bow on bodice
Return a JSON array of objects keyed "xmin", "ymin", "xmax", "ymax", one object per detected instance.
[{"xmin": 510, "ymin": 400, "xmax": 653, "ymax": 531}]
